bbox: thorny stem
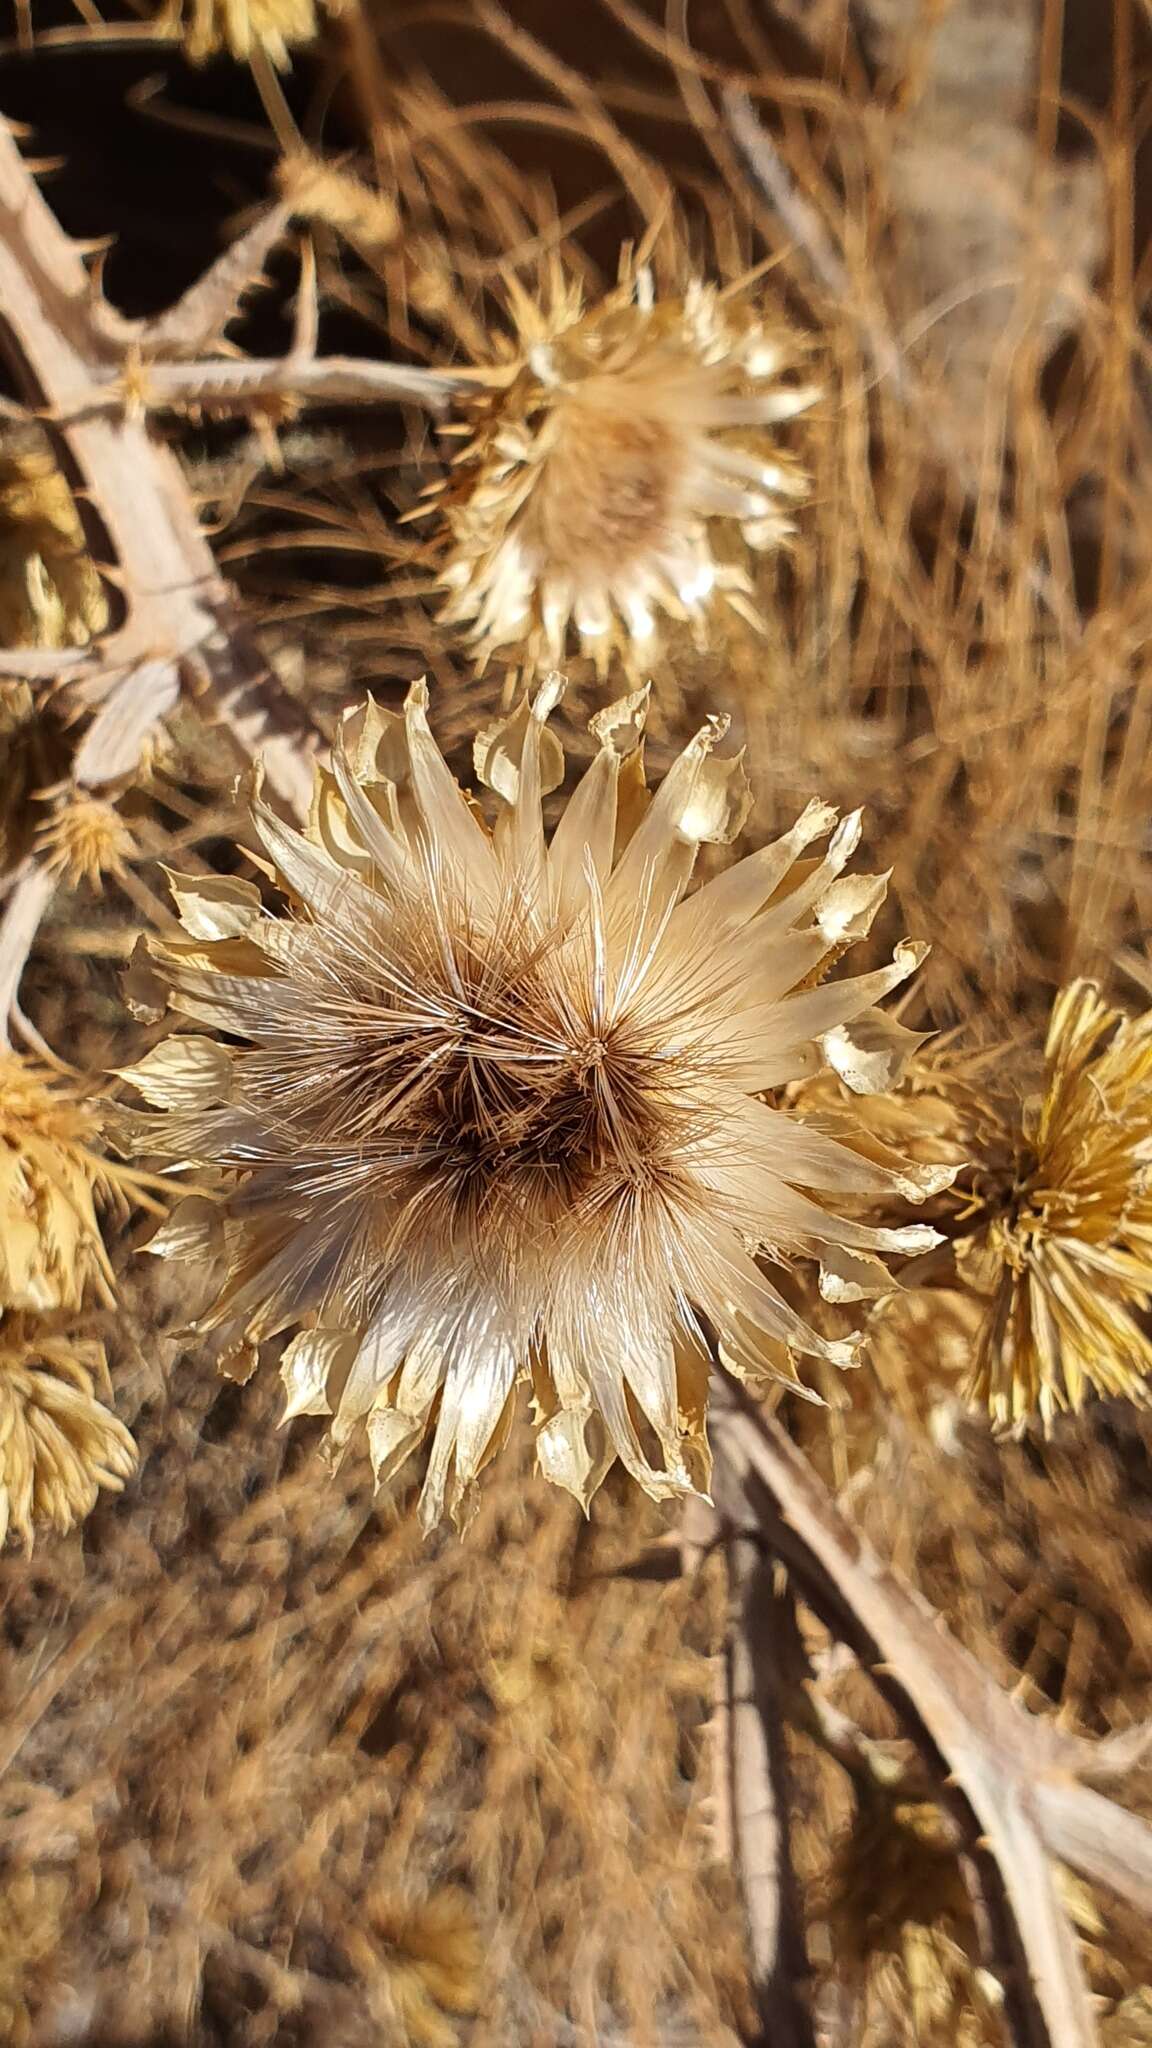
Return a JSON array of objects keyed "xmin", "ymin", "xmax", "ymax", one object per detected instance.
[
  {"xmin": 706, "ymin": 1367, "xmax": 1152, "ymax": 2048},
  {"xmin": 0, "ymin": 863, "xmax": 56, "ymax": 1048}
]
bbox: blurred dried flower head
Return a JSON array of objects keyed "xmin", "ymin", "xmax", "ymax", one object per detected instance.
[
  {"xmin": 347, "ymin": 1886, "xmax": 482, "ymax": 2047},
  {"xmin": 956, "ymin": 982, "xmax": 1152, "ymax": 1430},
  {"xmin": 157, "ymin": 0, "xmax": 319, "ymax": 66},
  {"xmin": 125, "ymin": 677, "xmax": 945, "ymax": 1529},
  {"xmin": 0, "ymin": 431, "xmax": 106, "ymax": 650},
  {"xmin": 0, "ymin": 1056, "xmax": 118, "ymax": 1314},
  {"xmin": 35, "ymin": 792, "xmax": 137, "ymax": 892},
  {"xmin": 825, "ymin": 1784, "xmax": 1103, "ymax": 2048},
  {"xmin": 0, "ymin": 1324, "xmax": 137, "ymax": 1549},
  {"xmin": 825, "ymin": 1790, "xmax": 997, "ymax": 2048},
  {"xmin": 427, "ymin": 267, "xmax": 818, "ymax": 675}
]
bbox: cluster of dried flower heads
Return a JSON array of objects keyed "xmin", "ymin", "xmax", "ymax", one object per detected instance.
[
  {"xmin": 121, "ymin": 676, "xmax": 947, "ymax": 1527},
  {"xmin": 0, "ymin": 1055, "xmax": 156, "ymax": 1544}
]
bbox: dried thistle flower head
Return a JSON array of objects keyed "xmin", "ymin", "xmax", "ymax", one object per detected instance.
[
  {"xmin": 958, "ymin": 981, "xmax": 1152, "ymax": 1430},
  {"xmin": 426, "ymin": 266, "xmax": 818, "ymax": 675},
  {"xmin": 0, "ymin": 432, "xmax": 107, "ymax": 650},
  {"xmin": 0, "ymin": 1324, "xmax": 137, "ymax": 1550},
  {"xmin": 0, "ymin": 1056, "xmax": 120, "ymax": 1314},
  {"xmin": 156, "ymin": 0, "xmax": 319, "ymax": 66},
  {"xmin": 35, "ymin": 792, "xmax": 137, "ymax": 892},
  {"xmin": 124, "ymin": 677, "xmax": 945, "ymax": 1529}
]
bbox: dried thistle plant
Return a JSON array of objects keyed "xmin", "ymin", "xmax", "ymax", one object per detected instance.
[
  {"xmin": 0, "ymin": 1324, "xmax": 137, "ymax": 1550},
  {"xmin": 121, "ymin": 677, "xmax": 944, "ymax": 1529},
  {"xmin": 829, "ymin": 983, "xmax": 1152, "ymax": 1433},
  {"xmin": 275, "ymin": 152, "xmax": 400, "ymax": 252},
  {"xmin": 423, "ymin": 267, "xmax": 818, "ymax": 676}
]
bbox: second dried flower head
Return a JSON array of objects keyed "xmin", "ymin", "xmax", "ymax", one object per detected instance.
[
  {"xmin": 123, "ymin": 678, "xmax": 945, "ymax": 1528},
  {"xmin": 428, "ymin": 267, "xmax": 818, "ymax": 675}
]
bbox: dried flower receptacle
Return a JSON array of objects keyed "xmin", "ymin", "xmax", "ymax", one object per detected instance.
[
  {"xmin": 425, "ymin": 268, "xmax": 818, "ymax": 675},
  {"xmin": 126, "ymin": 677, "xmax": 945, "ymax": 1528}
]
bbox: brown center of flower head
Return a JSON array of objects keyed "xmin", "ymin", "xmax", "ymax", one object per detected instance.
[{"xmin": 532, "ymin": 400, "xmax": 686, "ymax": 583}]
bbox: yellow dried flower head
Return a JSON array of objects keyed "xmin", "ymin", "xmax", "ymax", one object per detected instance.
[
  {"xmin": 124, "ymin": 678, "xmax": 945, "ymax": 1529},
  {"xmin": 427, "ymin": 269, "xmax": 817, "ymax": 675},
  {"xmin": 825, "ymin": 1785, "xmax": 1103, "ymax": 2048},
  {"xmin": 157, "ymin": 0, "xmax": 319, "ymax": 67},
  {"xmin": 0, "ymin": 433, "xmax": 107, "ymax": 650},
  {"xmin": 825, "ymin": 1791, "xmax": 995, "ymax": 2048},
  {"xmin": 350, "ymin": 1887, "xmax": 482, "ymax": 2048},
  {"xmin": 0, "ymin": 1056, "xmax": 119, "ymax": 1315},
  {"xmin": 956, "ymin": 981, "xmax": 1152, "ymax": 1429},
  {"xmin": 35, "ymin": 793, "xmax": 137, "ymax": 892},
  {"xmin": 0, "ymin": 1324, "xmax": 137, "ymax": 1550}
]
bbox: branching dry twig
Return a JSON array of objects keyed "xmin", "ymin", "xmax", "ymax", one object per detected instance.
[
  {"xmin": 709, "ymin": 1368, "xmax": 1152, "ymax": 2048},
  {"xmin": 0, "ymin": 124, "xmax": 461, "ymax": 823}
]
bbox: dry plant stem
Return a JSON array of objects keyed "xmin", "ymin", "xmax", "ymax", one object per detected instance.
[
  {"xmin": 73, "ymin": 355, "xmax": 463, "ymax": 414},
  {"xmin": 706, "ymin": 1369, "xmax": 1152, "ymax": 2048},
  {"xmin": 0, "ymin": 861, "xmax": 55, "ymax": 1045},
  {"xmin": 712, "ymin": 1404, "xmax": 816, "ymax": 2048},
  {"xmin": 0, "ymin": 125, "xmax": 380, "ymax": 819}
]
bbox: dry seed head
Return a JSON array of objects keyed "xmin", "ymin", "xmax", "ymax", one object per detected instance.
[
  {"xmin": 0, "ymin": 1324, "xmax": 137, "ymax": 1550},
  {"xmin": 0, "ymin": 1056, "xmax": 119, "ymax": 1315},
  {"xmin": 124, "ymin": 677, "xmax": 945, "ymax": 1530},
  {"xmin": 35, "ymin": 793, "xmax": 137, "ymax": 892},
  {"xmin": 156, "ymin": 0, "xmax": 320, "ymax": 66},
  {"xmin": 427, "ymin": 267, "xmax": 818, "ymax": 675}
]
